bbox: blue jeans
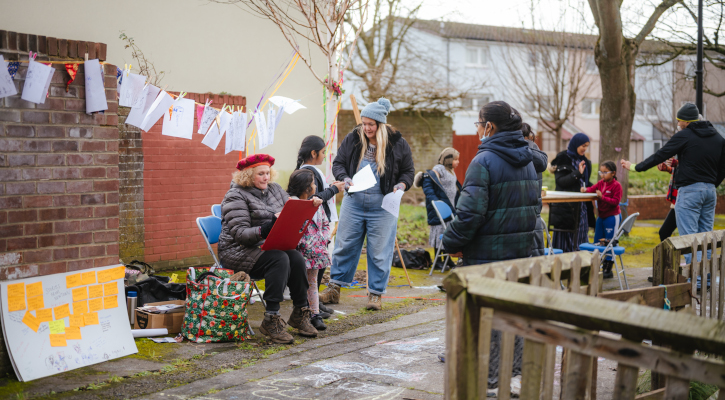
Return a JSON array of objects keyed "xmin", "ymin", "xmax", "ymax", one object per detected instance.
[
  {"xmin": 675, "ymin": 183, "xmax": 716, "ymax": 263},
  {"xmin": 594, "ymin": 214, "xmax": 621, "ymax": 261}
]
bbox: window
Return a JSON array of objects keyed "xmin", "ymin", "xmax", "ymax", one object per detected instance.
[
  {"xmin": 654, "ymin": 142, "xmax": 661, "ymax": 152},
  {"xmin": 528, "ymin": 51, "xmax": 539, "ymax": 68},
  {"xmin": 462, "ymin": 95, "xmax": 491, "ymax": 111},
  {"xmin": 465, "ymin": 47, "xmax": 489, "ymax": 67},
  {"xmin": 585, "ymin": 54, "xmax": 598, "ymax": 74},
  {"xmin": 636, "ymin": 100, "xmax": 659, "ymax": 117},
  {"xmin": 685, "ymin": 62, "xmax": 696, "ymax": 80},
  {"xmin": 581, "ymin": 98, "xmax": 601, "ymax": 116},
  {"xmin": 524, "ymin": 98, "xmax": 537, "ymax": 112}
]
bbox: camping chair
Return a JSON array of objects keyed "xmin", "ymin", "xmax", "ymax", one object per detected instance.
[
  {"xmin": 211, "ymin": 204, "xmax": 221, "ymax": 218},
  {"xmin": 541, "ymin": 216, "xmax": 563, "ymax": 256},
  {"xmin": 196, "ymin": 215, "xmax": 266, "ymax": 307},
  {"xmin": 429, "ymin": 201, "xmax": 454, "ymax": 276},
  {"xmin": 579, "ymin": 212, "xmax": 640, "ymax": 290}
]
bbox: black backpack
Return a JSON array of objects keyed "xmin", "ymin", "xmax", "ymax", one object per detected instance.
[{"xmin": 392, "ymin": 248, "xmax": 433, "ymax": 270}]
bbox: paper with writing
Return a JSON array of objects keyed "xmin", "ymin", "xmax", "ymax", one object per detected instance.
[
  {"xmin": 21, "ymin": 59, "xmax": 54, "ymax": 104},
  {"xmin": 267, "ymin": 106, "xmax": 277, "ymax": 146},
  {"xmin": 347, "ymin": 165, "xmax": 377, "ymax": 193},
  {"xmin": 201, "ymin": 111, "xmax": 232, "ymax": 151},
  {"xmin": 162, "ymin": 97, "xmax": 195, "ymax": 140},
  {"xmin": 269, "ymin": 96, "xmax": 306, "ymax": 114},
  {"xmin": 111, "ymin": 266, "xmax": 126, "ymax": 280},
  {"xmin": 53, "ymin": 304, "xmax": 70, "ymax": 320},
  {"xmin": 22, "ymin": 311, "xmax": 39, "ymax": 332},
  {"xmin": 69, "ymin": 314, "xmax": 85, "ymax": 327},
  {"xmin": 72, "ymin": 300, "xmax": 88, "ymax": 315},
  {"xmin": 48, "ymin": 320, "xmax": 65, "ymax": 334},
  {"xmin": 140, "ymin": 90, "xmax": 174, "ymax": 132},
  {"xmin": 35, "ymin": 308, "xmax": 52, "ymax": 322},
  {"xmin": 103, "ymin": 296, "xmax": 118, "ymax": 309},
  {"xmin": 119, "ymin": 72, "xmax": 146, "ymax": 107},
  {"xmin": 0, "ymin": 55, "xmax": 18, "ymax": 98},
  {"xmin": 81, "ymin": 271, "xmax": 96, "ymax": 285},
  {"xmin": 83, "ymin": 312, "xmax": 99, "ymax": 326},
  {"xmin": 25, "ymin": 282, "xmax": 42, "ymax": 298},
  {"xmin": 65, "ymin": 326, "xmax": 82, "ymax": 340},
  {"xmin": 84, "ymin": 59, "xmax": 108, "ymax": 113},
  {"xmin": 88, "ymin": 298, "xmax": 103, "ymax": 312},
  {"xmin": 198, "ymin": 105, "xmax": 220, "ymax": 135},
  {"xmin": 27, "ymin": 295, "xmax": 44, "ymax": 311},
  {"xmin": 254, "ymin": 109, "xmax": 270, "ymax": 149},
  {"xmin": 72, "ymin": 287, "xmax": 88, "ymax": 302},
  {"xmin": 381, "ymin": 190, "xmax": 405, "ymax": 218},
  {"xmin": 8, "ymin": 283, "xmax": 24, "ymax": 298},
  {"xmin": 103, "ymin": 282, "xmax": 118, "ymax": 296},
  {"xmin": 126, "ymin": 84, "xmax": 160, "ymax": 128},
  {"xmin": 88, "ymin": 285, "xmax": 103, "ymax": 299},
  {"xmin": 8, "ymin": 296, "xmax": 25, "ymax": 312},
  {"xmin": 65, "ymin": 274, "xmax": 81, "ymax": 288},
  {"xmin": 225, "ymin": 110, "xmax": 247, "ymax": 154},
  {"xmin": 49, "ymin": 334, "xmax": 67, "ymax": 347}
]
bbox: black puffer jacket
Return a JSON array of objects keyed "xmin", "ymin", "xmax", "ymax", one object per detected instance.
[
  {"xmin": 332, "ymin": 125, "xmax": 415, "ymax": 194},
  {"xmin": 529, "ymin": 141, "xmax": 548, "ymax": 256},
  {"xmin": 218, "ymin": 182, "xmax": 288, "ymax": 273},
  {"xmin": 548, "ymin": 151, "xmax": 594, "ymax": 230}
]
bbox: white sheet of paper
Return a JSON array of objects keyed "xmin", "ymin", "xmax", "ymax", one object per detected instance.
[
  {"xmin": 255, "ymin": 109, "xmax": 270, "ymax": 149},
  {"xmin": 21, "ymin": 59, "xmax": 54, "ymax": 104},
  {"xmin": 0, "ymin": 55, "xmax": 17, "ymax": 99},
  {"xmin": 348, "ymin": 165, "xmax": 377, "ymax": 193},
  {"xmin": 162, "ymin": 97, "xmax": 195, "ymax": 140},
  {"xmin": 225, "ymin": 110, "xmax": 247, "ymax": 154},
  {"xmin": 198, "ymin": 105, "xmax": 219, "ymax": 134},
  {"xmin": 267, "ymin": 107, "xmax": 276, "ymax": 146},
  {"xmin": 140, "ymin": 90, "xmax": 173, "ymax": 132},
  {"xmin": 269, "ymin": 95, "xmax": 306, "ymax": 114},
  {"xmin": 126, "ymin": 84, "xmax": 159, "ymax": 128},
  {"xmin": 84, "ymin": 59, "xmax": 108, "ymax": 113},
  {"xmin": 381, "ymin": 190, "xmax": 405, "ymax": 218},
  {"xmin": 202, "ymin": 111, "xmax": 232, "ymax": 150},
  {"xmin": 119, "ymin": 72, "xmax": 146, "ymax": 107}
]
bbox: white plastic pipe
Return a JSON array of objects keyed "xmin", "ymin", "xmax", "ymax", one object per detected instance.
[{"xmin": 131, "ymin": 328, "xmax": 168, "ymax": 338}]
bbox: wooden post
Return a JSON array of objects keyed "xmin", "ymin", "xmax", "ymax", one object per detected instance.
[
  {"xmin": 663, "ymin": 377, "xmax": 690, "ymax": 400},
  {"xmin": 519, "ymin": 339, "xmax": 545, "ymax": 399},
  {"xmin": 478, "ymin": 308, "xmax": 494, "ymax": 400},
  {"xmin": 612, "ymin": 364, "xmax": 640, "ymax": 399},
  {"xmin": 446, "ymin": 289, "xmax": 480, "ymax": 400}
]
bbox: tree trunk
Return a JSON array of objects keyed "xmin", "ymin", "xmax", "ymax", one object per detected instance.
[{"xmin": 555, "ymin": 127, "xmax": 563, "ymax": 152}]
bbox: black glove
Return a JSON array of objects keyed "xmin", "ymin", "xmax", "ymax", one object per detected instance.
[{"xmin": 260, "ymin": 216, "xmax": 278, "ymax": 239}]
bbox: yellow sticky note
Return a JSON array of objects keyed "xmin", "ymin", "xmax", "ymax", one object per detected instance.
[
  {"xmin": 69, "ymin": 314, "xmax": 85, "ymax": 327},
  {"xmin": 36, "ymin": 308, "xmax": 53, "ymax": 322},
  {"xmin": 84, "ymin": 312, "xmax": 99, "ymax": 326},
  {"xmin": 25, "ymin": 282, "xmax": 43, "ymax": 298},
  {"xmin": 103, "ymin": 296, "xmax": 118, "ymax": 309},
  {"xmin": 7, "ymin": 283, "xmax": 25, "ymax": 298},
  {"xmin": 72, "ymin": 287, "xmax": 88, "ymax": 302},
  {"xmin": 97, "ymin": 269, "xmax": 112, "ymax": 283},
  {"xmin": 22, "ymin": 311, "xmax": 39, "ymax": 332},
  {"xmin": 170, "ymin": 273, "xmax": 178, "ymax": 283},
  {"xmin": 88, "ymin": 284, "xmax": 104, "ymax": 299},
  {"xmin": 103, "ymin": 282, "xmax": 118, "ymax": 296},
  {"xmin": 72, "ymin": 300, "xmax": 88, "ymax": 315},
  {"xmin": 48, "ymin": 319, "xmax": 66, "ymax": 334},
  {"xmin": 81, "ymin": 271, "xmax": 97, "ymax": 285},
  {"xmin": 66, "ymin": 274, "xmax": 81, "ymax": 288},
  {"xmin": 27, "ymin": 295, "xmax": 44, "ymax": 311},
  {"xmin": 49, "ymin": 334, "xmax": 67, "ymax": 347},
  {"xmin": 8, "ymin": 295, "xmax": 26, "ymax": 312},
  {"xmin": 111, "ymin": 266, "xmax": 126, "ymax": 280},
  {"xmin": 88, "ymin": 298, "xmax": 103, "ymax": 312},
  {"xmin": 53, "ymin": 304, "xmax": 71, "ymax": 320},
  {"xmin": 65, "ymin": 326, "xmax": 82, "ymax": 340}
]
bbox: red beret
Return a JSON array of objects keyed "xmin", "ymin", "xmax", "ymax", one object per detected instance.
[{"xmin": 236, "ymin": 154, "xmax": 275, "ymax": 171}]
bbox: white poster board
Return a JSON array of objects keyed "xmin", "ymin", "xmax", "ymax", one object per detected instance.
[{"xmin": 0, "ymin": 265, "xmax": 137, "ymax": 382}]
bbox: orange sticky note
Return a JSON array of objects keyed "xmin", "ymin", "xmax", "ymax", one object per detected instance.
[
  {"xmin": 65, "ymin": 326, "xmax": 82, "ymax": 340},
  {"xmin": 7, "ymin": 283, "xmax": 25, "ymax": 298},
  {"xmin": 8, "ymin": 295, "xmax": 26, "ymax": 312},
  {"xmin": 69, "ymin": 314, "xmax": 85, "ymax": 327},
  {"xmin": 111, "ymin": 266, "xmax": 125, "ymax": 280},
  {"xmin": 54, "ymin": 304, "xmax": 71, "ymax": 320},
  {"xmin": 72, "ymin": 300, "xmax": 88, "ymax": 315},
  {"xmin": 72, "ymin": 287, "xmax": 88, "ymax": 302},
  {"xmin": 103, "ymin": 296, "xmax": 118, "ymax": 309},
  {"xmin": 83, "ymin": 312, "xmax": 99, "ymax": 326},
  {"xmin": 25, "ymin": 282, "xmax": 43, "ymax": 298},
  {"xmin": 81, "ymin": 271, "xmax": 97, "ymax": 285},
  {"xmin": 49, "ymin": 334, "xmax": 67, "ymax": 347},
  {"xmin": 103, "ymin": 282, "xmax": 118, "ymax": 296},
  {"xmin": 66, "ymin": 273, "xmax": 81, "ymax": 288},
  {"xmin": 36, "ymin": 308, "xmax": 53, "ymax": 322},
  {"xmin": 88, "ymin": 284, "xmax": 104, "ymax": 299},
  {"xmin": 88, "ymin": 298, "xmax": 103, "ymax": 312},
  {"xmin": 27, "ymin": 295, "xmax": 44, "ymax": 311},
  {"xmin": 97, "ymin": 269, "xmax": 112, "ymax": 283},
  {"xmin": 22, "ymin": 311, "xmax": 39, "ymax": 332}
]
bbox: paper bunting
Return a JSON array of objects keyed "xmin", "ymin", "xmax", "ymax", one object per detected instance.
[
  {"xmin": 254, "ymin": 109, "xmax": 270, "ymax": 149},
  {"xmin": 202, "ymin": 110, "xmax": 232, "ymax": 150},
  {"xmin": 84, "ymin": 59, "xmax": 108, "ymax": 113},
  {"xmin": 7, "ymin": 61, "xmax": 19, "ymax": 79},
  {"xmin": 196, "ymin": 104, "xmax": 204, "ymax": 128},
  {"xmin": 198, "ymin": 104, "xmax": 220, "ymax": 135},
  {"xmin": 267, "ymin": 106, "xmax": 277, "ymax": 146},
  {"xmin": 65, "ymin": 63, "xmax": 78, "ymax": 92},
  {"xmin": 141, "ymin": 90, "xmax": 174, "ymax": 132},
  {"xmin": 21, "ymin": 59, "xmax": 54, "ymax": 104},
  {"xmin": 162, "ymin": 97, "xmax": 195, "ymax": 140},
  {"xmin": 269, "ymin": 96, "xmax": 306, "ymax": 114},
  {"xmin": 225, "ymin": 110, "xmax": 247, "ymax": 154},
  {"xmin": 0, "ymin": 55, "xmax": 18, "ymax": 99},
  {"xmin": 119, "ymin": 71, "xmax": 146, "ymax": 107},
  {"xmin": 126, "ymin": 84, "xmax": 159, "ymax": 128},
  {"xmin": 116, "ymin": 67, "xmax": 122, "ymax": 84}
]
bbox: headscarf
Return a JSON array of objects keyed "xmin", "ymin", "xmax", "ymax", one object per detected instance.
[
  {"xmin": 437, "ymin": 148, "xmax": 459, "ymax": 173},
  {"xmin": 567, "ymin": 133, "xmax": 590, "ymax": 181}
]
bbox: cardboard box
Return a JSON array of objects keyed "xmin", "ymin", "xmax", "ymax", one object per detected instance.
[{"xmin": 134, "ymin": 300, "xmax": 185, "ymax": 333}]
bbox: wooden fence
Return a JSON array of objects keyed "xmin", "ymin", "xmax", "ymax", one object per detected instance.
[{"xmin": 444, "ymin": 251, "xmax": 725, "ymax": 400}]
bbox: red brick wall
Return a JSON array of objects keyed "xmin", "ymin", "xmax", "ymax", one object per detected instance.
[
  {"xmin": 0, "ymin": 31, "xmax": 119, "ymax": 280},
  {"xmin": 140, "ymin": 93, "xmax": 246, "ymax": 270},
  {"xmin": 628, "ymin": 194, "xmax": 725, "ymax": 220}
]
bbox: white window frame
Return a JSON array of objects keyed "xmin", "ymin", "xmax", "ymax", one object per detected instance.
[
  {"xmin": 636, "ymin": 100, "xmax": 660, "ymax": 118},
  {"xmin": 585, "ymin": 54, "xmax": 598, "ymax": 74},
  {"xmin": 461, "ymin": 95, "xmax": 492, "ymax": 112},
  {"xmin": 465, "ymin": 46, "xmax": 489, "ymax": 68},
  {"xmin": 580, "ymin": 98, "xmax": 600, "ymax": 117}
]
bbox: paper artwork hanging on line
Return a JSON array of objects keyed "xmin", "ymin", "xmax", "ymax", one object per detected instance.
[
  {"xmin": 255, "ymin": 109, "xmax": 270, "ymax": 149},
  {"xmin": 126, "ymin": 84, "xmax": 160, "ymax": 128},
  {"xmin": 202, "ymin": 111, "xmax": 232, "ymax": 150},
  {"xmin": 140, "ymin": 90, "xmax": 174, "ymax": 132},
  {"xmin": 225, "ymin": 110, "xmax": 247, "ymax": 154},
  {"xmin": 162, "ymin": 97, "xmax": 195, "ymax": 140},
  {"xmin": 84, "ymin": 59, "xmax": 108, "ymax": 113},
  {"xmin": 0, "ymin": 55, "xmax": 18, "ymax": 99},
  {"xmin": 198, "ymin": 105, "xmax": 220, "ymax": 135},
  {"xmin": 118, "ymin": 71, "xmax": 146, "ymax": 107},
  {"xmin": 269, "ymin": 96, "xmax": 306, "ymax": 114},
  {"xmin": 21, "ymin": 59, "xmax": 54, "ymax": 104}
]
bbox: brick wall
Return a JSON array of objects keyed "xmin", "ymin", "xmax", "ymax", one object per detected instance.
[
  {"xmin": 118, "ymin": 107, "xmax": 144, "ymax": 262},
  {"xmin": 627, "ymin": 194, "xmax": 725, "ymax": 220}
]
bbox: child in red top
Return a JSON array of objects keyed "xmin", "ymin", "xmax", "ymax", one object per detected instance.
[{"xmin": 581, "ymin": 160, "xmax": 622, "ymax": 279}]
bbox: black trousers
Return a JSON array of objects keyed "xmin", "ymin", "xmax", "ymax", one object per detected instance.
[
  {"xmin": 248, "ymin": 249, "xmax": 309, "ymax": 312},
  {"xmin": 659, "ymin": 209, "xmax": 677, "ymax": 242}
]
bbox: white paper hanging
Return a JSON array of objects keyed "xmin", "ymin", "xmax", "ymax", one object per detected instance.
[
  {"xmin": 84, "ymin": 59, "xmax": 108, "ymax": 113},
  {"xmin": 198, "ymin": 105, "xmax": 220, "ymax": 135},
  {"xmin": 267, "ymin": 106, "xmax": 276, "ymax": 146},
  {"xmin": 225, "ymin": 110, "xmax": 247, "ymax": 154},
  {"xmin": 162, "ymin": 97, "xmax": 195, "ymax": 140},
  {"xmin": 255, "ymin": 109, "xmax": 270, "ymax": 149},
  {"xmin": 119, "ymin": 72, "xmax": 146, "ymax": 107},
  {"xmin": 126, "ymin": 84, "xmax": 160, "ymax": 128},
  {"xmin": 21, "ymin": 59, "xmax": 54, "ymax": 104},
  {"xmin": 202, "ymin": 111, "xmax": 232, "ymax": 150},
  {"xmin": 140, "ymin": 90, "xmax": 173, "ymax": 132},
  {"xmin": 269, "ymin": 96, "xmax": 306, "ymax": 114},
  {"xmin": 0, "ymin": 55, "xmax": 17, "ymax": 99}
]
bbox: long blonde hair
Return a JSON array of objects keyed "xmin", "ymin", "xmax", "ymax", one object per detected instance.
[{"xmin": 357, "ymin": 122, "xmax": 389, "ymax": 175}]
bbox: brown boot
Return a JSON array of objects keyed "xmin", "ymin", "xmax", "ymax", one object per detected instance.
[
  {"xmin": 318, "ymin": 282, "xmax": 340, "ymax": 304},
  {"xmin": 287, "ymin": 306, "xmax": 318, "ymax": 337},
  {"xmin": 259, "ymin": 313, "xmax": 294, "ymax": 344},
  {"xmin": 367, "ymin": 293, "xmax": 382, "ymax": 311}
]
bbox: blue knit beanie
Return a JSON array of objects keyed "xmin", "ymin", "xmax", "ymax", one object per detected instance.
[{"xmin": 360, "ymin": 98, "xmax": 392, "ymax": 124}]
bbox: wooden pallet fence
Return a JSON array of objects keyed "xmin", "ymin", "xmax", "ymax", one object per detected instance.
[{"xmin": 653, "ymin": 229, "xmax": 725, "ymax": 288}]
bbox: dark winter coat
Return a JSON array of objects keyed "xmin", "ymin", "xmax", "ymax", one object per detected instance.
[
  {"xmin": 417, "ymin": 169, "xmax": 462, "ymax": 226},
  {"xmin": 442, "ymin": 130, "xmax": 539, "ymax": 265},
  {"xmin": 300, "ymin": 165, "xmax": 339, "ymax": 221},
  {"xmin": 548, "ymin": 151, "xmax": 595, "ymax": 231},
  {"xmin": 529, "ymin": 141, "xmax": 549, "ymax": 257},
  {"xmin": 635, "ymin": 121, "xmax": 725, "ymax": 188},
  {"xmin": 332, "ymin": 125, "xmax": 415, "ymax": 195},
  {"xmin": 218, "ymin": 182, "xmax": 288, "ymax": 273}
]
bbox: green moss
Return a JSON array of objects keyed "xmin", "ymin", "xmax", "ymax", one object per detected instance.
[
  {"xmin": 128, "ymin": 338, "xmax": 175, "ymax": 361},
  {"xmin": 0, "ymin": 379, "xmax": 35, "ymax": 399}
]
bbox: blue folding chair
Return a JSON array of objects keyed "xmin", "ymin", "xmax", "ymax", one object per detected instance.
[
  {"xmin": 541, "ymin": 217, "xmax": 563, "ymax": 256},
  {"xmin": 579, "ymin": 212, "xmax": 639, "ymax": 290},
  {"xmin": 196, "ymin": 215, "xmax": 266, "ymax": 307},
  {"xmin": 429, "ymin": 200, "xmax": 454, "ymax": 275},
  {"xmin": 211, "ymin": 204, "xmax": 221, "ymax": 218}
]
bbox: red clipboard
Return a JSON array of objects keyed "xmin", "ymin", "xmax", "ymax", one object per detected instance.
[{"xmin": 260, "ymin": 199, "xmax": 319, "ymax": 251}]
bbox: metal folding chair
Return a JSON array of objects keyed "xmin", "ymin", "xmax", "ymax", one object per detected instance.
[
  {"xmin": 196, "ymin": 215, "xmax": 266, "ymax": 307},
  {"xmin": 541, "ymin": 216, "xmax": 563, "ymax": 256},
  {"xmin": 579, "ymin": 212, "xmax": 640, "ymax": 290},
  {"xmin": 429, "ymin": 200, "xmax": 454, "ymax": 275},
  {"xmin": 211, "ymin": 204, "xmax": 221, "ymax": 218}
]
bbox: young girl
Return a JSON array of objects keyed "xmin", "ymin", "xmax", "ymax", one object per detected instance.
[
  {"xmin": 581, "ymin": 160, "xmax": 622, "ymax": 279},
  {"xmin": 287, "ymin": 169, "xmax": 332, "ymax": 330}
]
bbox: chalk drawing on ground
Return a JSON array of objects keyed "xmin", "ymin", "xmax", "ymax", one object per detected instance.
[
  {"xmin": 303, "ymin": 373, "xmax": 343, "ymax": 388},
  {"xmin": 360, "ymin": 349, "xmax": 423, "ymax": 365},
  {"xmin": 312, "ymin": 361, "xmax": 427, "ymax": 382},
  {"xmin": 250, "ymin": 378, "xmax": 403, "ymax": 400}
]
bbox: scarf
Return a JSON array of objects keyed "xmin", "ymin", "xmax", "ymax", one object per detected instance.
[{"xmin": 567, "ymin": 132, "xmax": 590, "ymax": 182}]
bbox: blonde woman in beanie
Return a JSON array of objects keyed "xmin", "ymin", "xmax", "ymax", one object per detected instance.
[{"xmin": 319, "ymin": 98, "xmax": 415, "ymax": 311}]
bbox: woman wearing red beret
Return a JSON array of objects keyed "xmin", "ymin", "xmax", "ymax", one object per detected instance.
[{"xmin": 218, "ymin": 154, "xmax": 322, "ymax": 344}]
